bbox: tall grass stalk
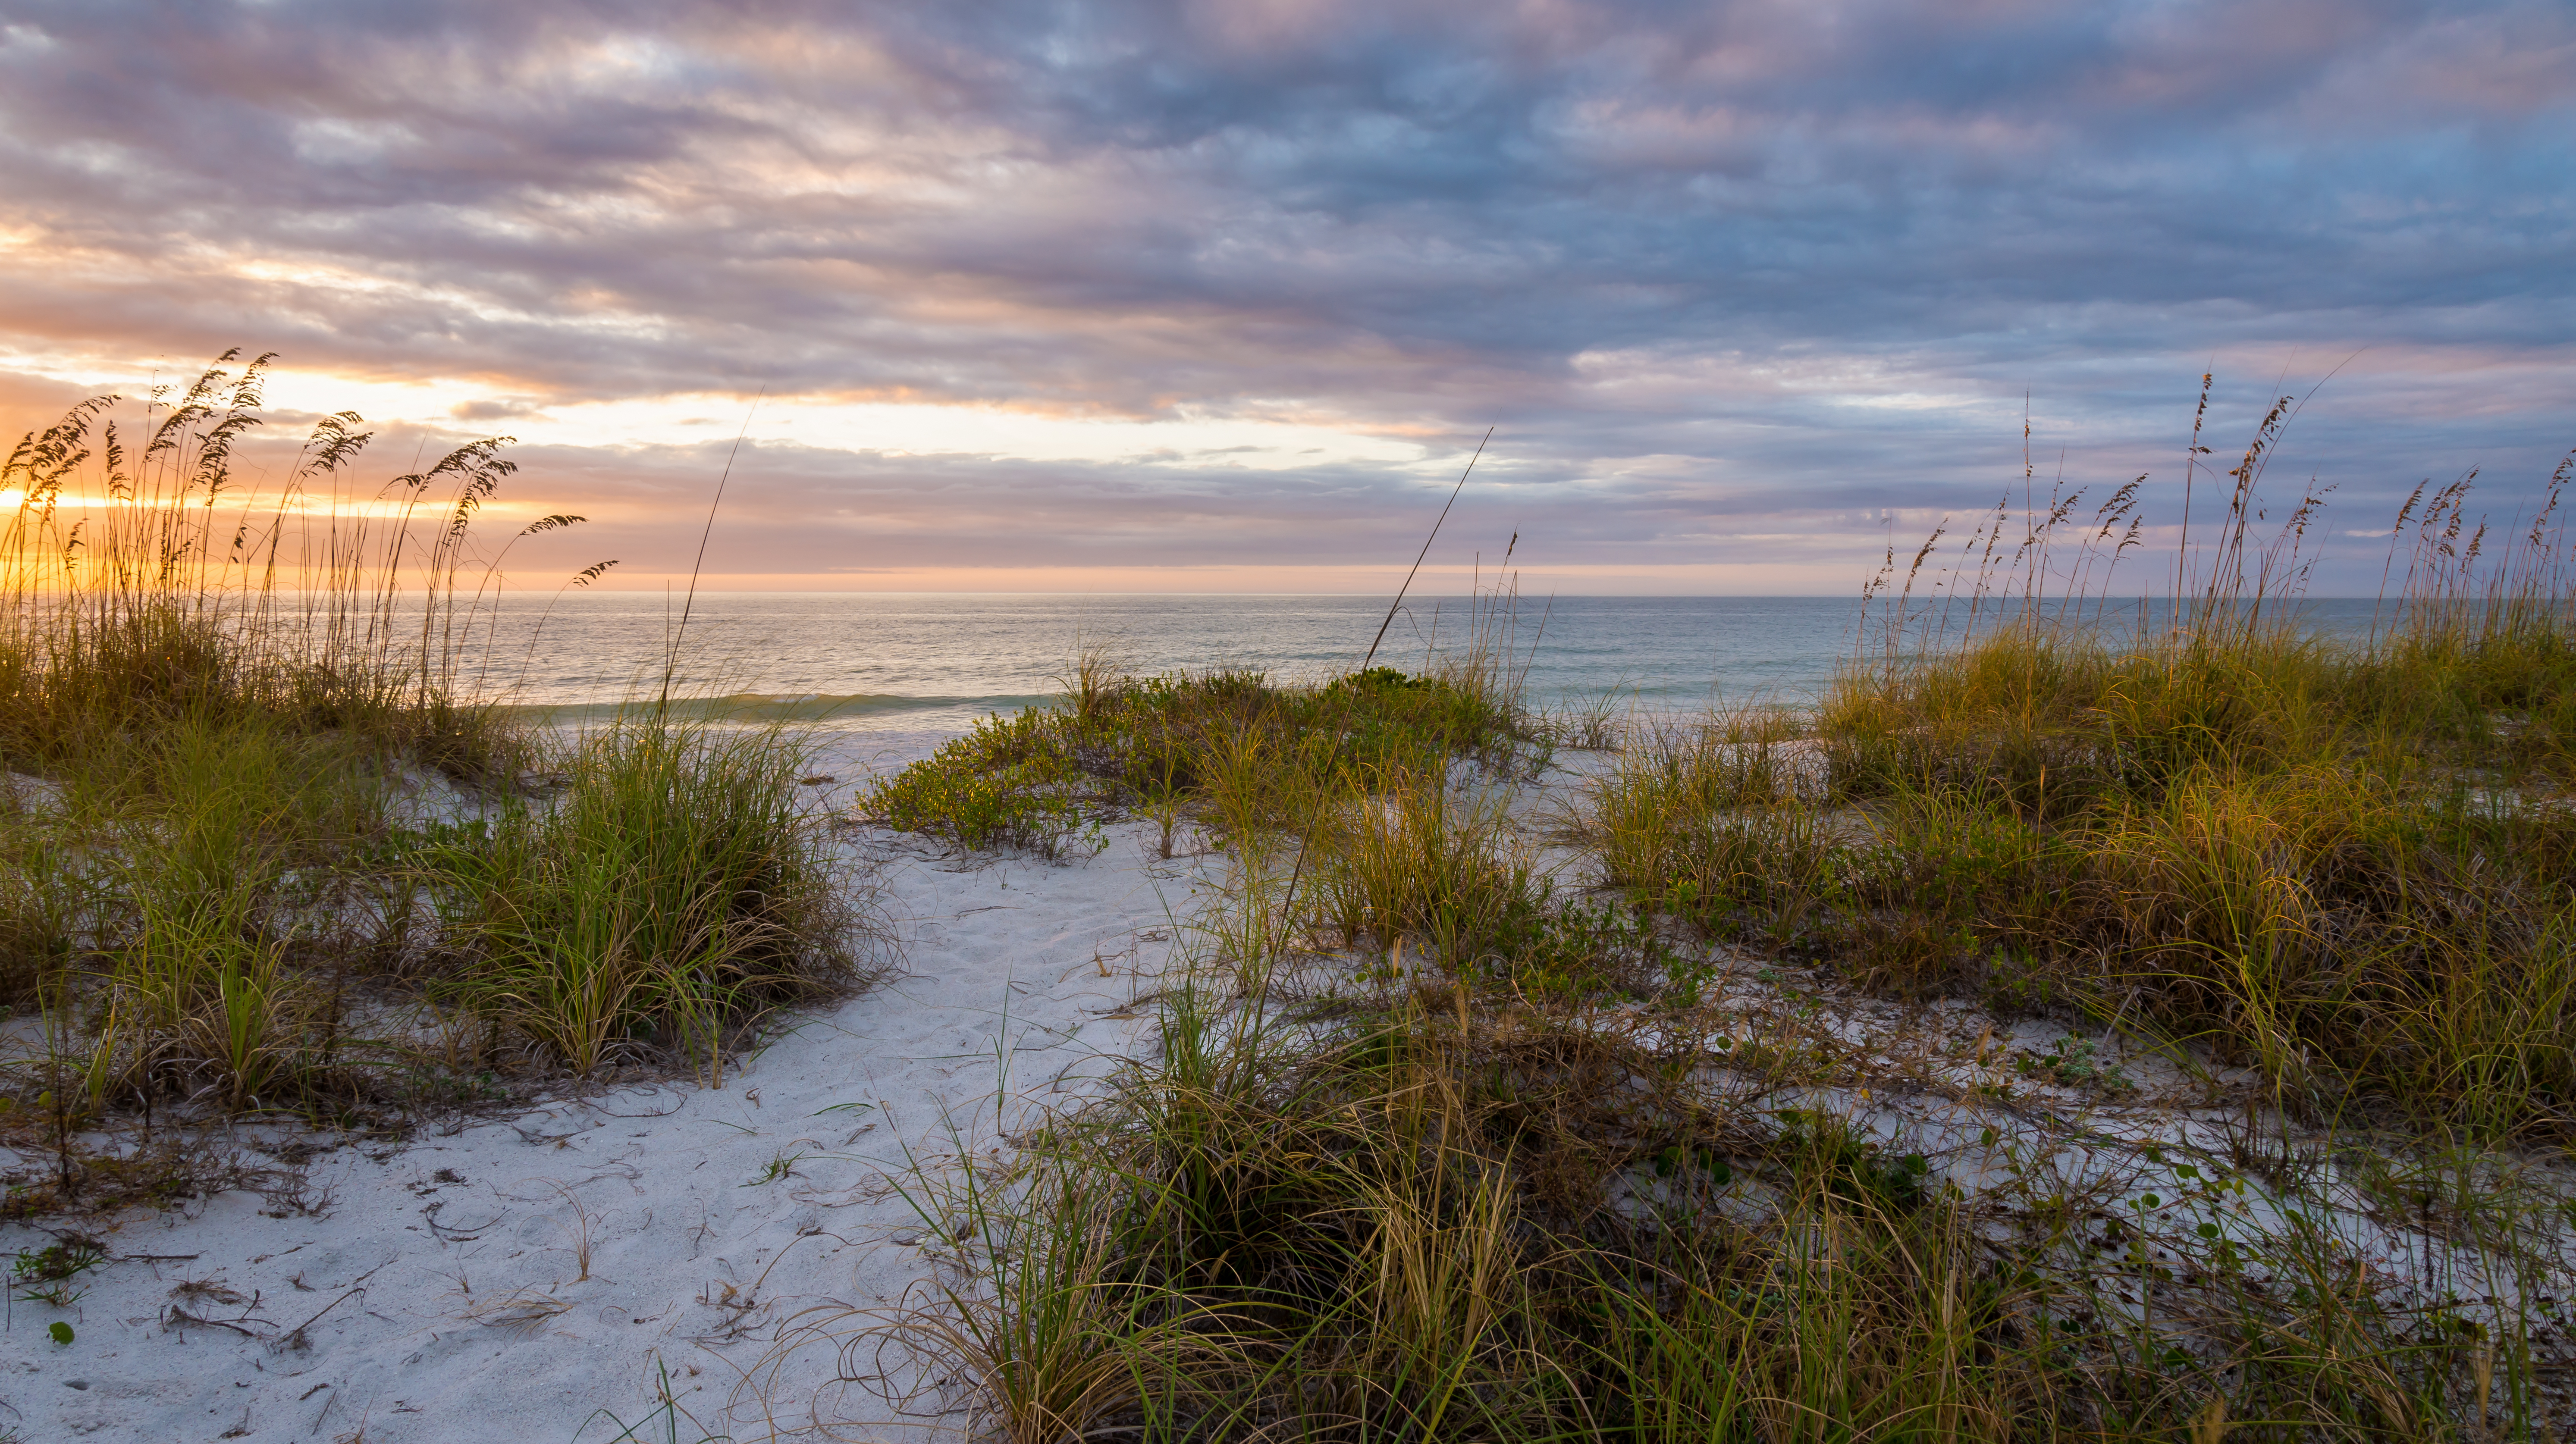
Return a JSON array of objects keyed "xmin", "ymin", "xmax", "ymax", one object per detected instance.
[{"xmin": 0, "ymin": 350, "xmax": 550, "ymax": 777}]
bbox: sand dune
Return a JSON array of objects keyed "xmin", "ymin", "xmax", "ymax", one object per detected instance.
[{"xmin": 1, "ymin": 732, "xmax": 1210, "ymax": 1443}]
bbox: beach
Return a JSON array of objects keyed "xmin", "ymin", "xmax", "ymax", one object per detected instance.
[
  {"xmin": 6, "ymin": 6, "xmax": 2567, "ymax": 1425},
  {"xmin": 8, "ymin": 585, "xmax": 2576, "ymax": 1438}
]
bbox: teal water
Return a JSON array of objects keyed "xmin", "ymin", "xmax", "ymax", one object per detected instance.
[{"xmin": 479, "ymin": 592, "xmax": 2396, "ymax": 735}]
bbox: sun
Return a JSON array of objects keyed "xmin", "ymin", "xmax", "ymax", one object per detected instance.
[{"xmin": 0, "ymin": 487, "xmax": 25, "ymax": 510}]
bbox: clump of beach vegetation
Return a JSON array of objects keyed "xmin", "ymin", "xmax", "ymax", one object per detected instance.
[{"xmin": 0, "ymin": 353, "xmax": 872, "ymax": 1217}]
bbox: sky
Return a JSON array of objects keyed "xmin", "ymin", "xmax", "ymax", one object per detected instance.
[{"xmin": 0, "ymin": 0, "xmax": 2570, "ymax": 593}]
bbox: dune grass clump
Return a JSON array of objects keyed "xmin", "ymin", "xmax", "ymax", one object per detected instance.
[
  {"xmin": 864, "ymin": 1004, "xmax": 2049, "ymax": 1443},
  {"xmin": 0, "ymin": 356, "xmax": 868, "ymax": 1211},
  {"xmin": 1603, "ymin": 668, "xmax": 2576, "ymax": 1137},
  {"xmin": 417, "ymin": 712, "xmax": 861, "ymax": 1080},
  {"xmin": 860, "ymin": 622, "xmax": 1544, "ymax": 859},
  {"xmin": 1588, "ymin": 438, "xmax": 2576, "ymax": 1140},
  {"xmin": 0, "ymin": 358, "xmax": 531, "ymax": 783}
]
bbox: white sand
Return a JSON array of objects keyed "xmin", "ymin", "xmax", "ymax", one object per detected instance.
[{"xmin": 0, "ymin": 730, "xmax": 1216, "ymax": 1443}]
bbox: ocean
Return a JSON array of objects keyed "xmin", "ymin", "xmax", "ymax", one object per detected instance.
[
  {"xmin": 477, "ymin": 592, "xmax": 2400, "ymax": 739},
  {"xmin": 483, "ymin": 593, "xmax": 1855, "ymax": 733}
]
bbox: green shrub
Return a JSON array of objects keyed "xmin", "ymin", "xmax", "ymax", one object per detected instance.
[
  {"xmin": 859, "ymin": 712, "xmax": 1104, "ymax": 855},
  {"xmin": 420, "ymin": 714, "xmax": 864, "ymax": 1077}
]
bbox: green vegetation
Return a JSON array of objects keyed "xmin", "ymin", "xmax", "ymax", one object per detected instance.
[
  {"xmin": 841, "ymin": 742, "xmax": 2570, "ymax": 1441},
  {"xmin": 858, "ymin": 636, "xmax": 1541, "ymax": 859},
  {"xmin": 1593, "ymin": 438, "xmax": 2576, "ymax": 1143},
  {"xmin": 11, "ymin": 355, "xmax": 2569, "ymax": 1432},
  {"xmin": 11, "ymin": 1235, "xmax": 103, "ymax": 1307},
  {"xmin": 0, "ymin": 354, "xmax": 871, "ymax": 1214},
  {"xmin": 415, "ymin": 713, "xmax": 861, "ymax": 1082},
  {"xmin": 840, "ymin": 418, "xmax": 2576, "ymax": 1439}
]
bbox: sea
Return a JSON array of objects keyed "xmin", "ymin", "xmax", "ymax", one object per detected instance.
[{"xmin": 474, "ymin": 592, "xmax": 2399, "ymax": 742}]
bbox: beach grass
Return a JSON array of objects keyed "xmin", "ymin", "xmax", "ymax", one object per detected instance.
[
  {"xmin": 852, "ymin": 893, "xmax": 2558, "ymax": 1440},
  {"xmin": 847, "ymin": 419, "xmax": 2576, "ymax": 1438},
  {"xmin": 0, "ymin": 355, "xmax": 868, "ymax": 1210},
  {"xmin": 1588, "ymin": 442, "xmax": 2576, "ymax": 1143},
  {"xmin": 858, "ymin": 619, "xmax": 1543, "ymax": 859},
  {"xmin": 414, "ymin": 711, "xmax": 863, "ymax": 1083},
  {"xmin": 12, "ymin": 355, "xmax": 2571, "ymax": 1432}
]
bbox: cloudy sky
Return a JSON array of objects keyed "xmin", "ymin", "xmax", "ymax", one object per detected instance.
[{"xmin": 1, "ymin": 0, "xmax": 2569, "ymax": 592}]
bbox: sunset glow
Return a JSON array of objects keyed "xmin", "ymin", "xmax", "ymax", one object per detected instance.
[{"xmin": 0, "ymin": 3, "xmax": 2567, "ymax": 592}]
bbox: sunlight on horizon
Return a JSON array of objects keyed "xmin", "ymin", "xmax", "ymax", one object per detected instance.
[{"xmin": 6, "ymin": 356, "xmax": 1443, "ymax": 473}]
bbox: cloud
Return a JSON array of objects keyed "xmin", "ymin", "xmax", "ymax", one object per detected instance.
[{"xmin": 0, "ymin": 0, "xmax": 2569, "ymax": 589}]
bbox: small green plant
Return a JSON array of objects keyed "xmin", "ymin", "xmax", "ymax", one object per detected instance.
[
  {"xmin": 742, "ymin": 1151, "xmax": 804, "ymax": 1187},
  {"xmin": 1484, "ymin": 898, "xmax": 1682, "ymax": 1004},
  {"xmin": 2013, "ymin": 1035, "xmax": 2137, "ymax": 1093},
  {"xmin": 12, "ymin": 1237, "xmax": 104, "ymax": 1307},
  {"xmin": 1772, "ymin": 1108, "xmax": 1933, "ymax": 1212},
  {"xmin": 571, "ymin": 1361, "xmax": 730, "ymax": 1443},
  {"xmin": 857, "ymin": 712, "xmax": 1104, "ymax": 855},
  {"xmin": 48, "ymin": 1320, "xmax": 74, "ymax": 1345}
]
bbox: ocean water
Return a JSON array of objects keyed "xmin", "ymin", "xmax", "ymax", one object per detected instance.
[
  {"xmin": 482, "ymin": 593, "xmax": 1855, "ymax": 732},
  {"xmin": 478, "ymin": 592, "xmax": 2397, "ymax": 736}
]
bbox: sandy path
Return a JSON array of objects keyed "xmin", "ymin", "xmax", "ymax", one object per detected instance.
[{"xmin": 1, "ymin": 733, "xmax": 1209, "ymax": 1443}]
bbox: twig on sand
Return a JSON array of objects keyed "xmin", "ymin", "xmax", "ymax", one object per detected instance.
[{"xmin": 276, "ymin": 1263, "xmax": 387, "ymax": 1351}]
